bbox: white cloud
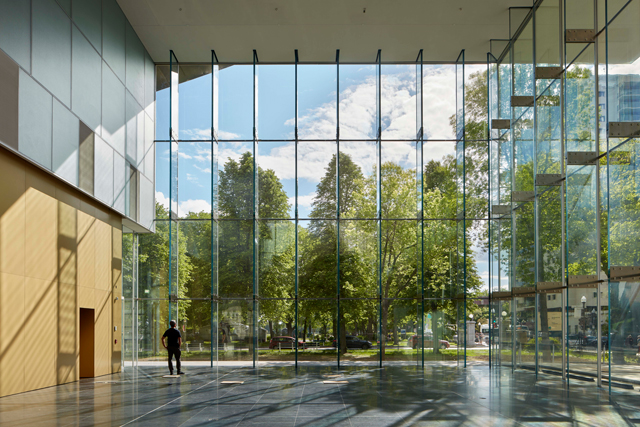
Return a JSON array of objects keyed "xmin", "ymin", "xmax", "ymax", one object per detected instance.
[
  {"xmin": 156, "ymin": 191, "xmax": 212, "ymax": 217},
  {"xmin": 210, "ymin": 66, "xmax": 458, "ymax": 186},
  {"xmin": 195, "ymin": 165, "xmax": 212, "ymax": 174},
  {"xmin": 257, "ymin": 143, "xmax": 296, "ymax": 180},
  {"xmin": 156, "ymin": 191, "xmax": 169, "ymax": 210},
  {"xmin": 424, "ymin": 141, "xmax": 455, "ymax": 162},
  {"xmin": 293, "ymin": 65, "xmax": 457, "ymax": 143},
  {"xmin": 179, "ymin": 199, "xmax": 212, "ymax": 216},
  {"xmin": 178, "ymin": 152, "xmax": 192, "ymax": 159},
  {"xmin": 290, "ymin": 192, "xmax": 317, "ymax": 209},
  {"xmin": 180, "ymin": 128, "xmax": 212, "ymax": 140},
  {"xmin": 218, "ymin": 130, "xmax": 240, "ymax": 140},
  {"xmin": 179, "ymin": 128, "xmax": 241, "ymax": 141},
  {"xmin": 423, "ymin": 66, "xmax": 456, "ymax": 140},
  {"xmin": 339, "ymin": 76, "xmax": 377, "ymax": 139}
]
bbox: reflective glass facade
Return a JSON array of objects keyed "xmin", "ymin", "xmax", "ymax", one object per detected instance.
[
  {"xmin": 123, "ymin": 51, "xmax": 495, "ymax": 368},
  {"xmin": 115, "ymin": 0, "xmax": 640, "ymax": 396},
  {"xmin": 488, "ymin": 0, "xmax": 640, "ymax": 394}
]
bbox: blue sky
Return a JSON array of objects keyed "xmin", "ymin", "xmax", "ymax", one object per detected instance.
[{"xmin": 154, "ymin": 63, "xmax": 490, "ymax": 289}]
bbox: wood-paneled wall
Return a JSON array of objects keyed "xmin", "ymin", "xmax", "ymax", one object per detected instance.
[{"xmin": 0, "ymin": 147, "xmax": 122, "ymax": 397}]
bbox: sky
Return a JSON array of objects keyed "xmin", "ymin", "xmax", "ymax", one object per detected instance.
[{"xmin": 154, "ymin": 62, "xmax": 489, "ymax": 289}]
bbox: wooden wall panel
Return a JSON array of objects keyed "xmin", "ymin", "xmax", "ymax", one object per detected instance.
[
  {"xmin": 93, "ymin": 289, "xmax": 109, "ymax": 376},
  {"xmin": 94, "ymin": 221, "xmax": 110, "ymax": 292},
  {"xmin": 77, "ymin": 210, "xmax": 95, "ymax": 289},
  {"xmin": 23, "ymin": 277, "xmax": 57, "ymax": 391},
  {"xmin": 57, "ymin": 280, "xmax": 77, "ymax": 384},
  {"xmin": 0, "ymin": 147, "xmax": 122, "ymax": 397},
  {"xmin": 25, "ymin": 188, "xmax": 57, "ymax": 282},
  {"xmin": 0, "ymin": 272, "xmax": 25, "ymax": 396},
  {"xmin": 0, "ymin": 153, "xmax": 25, "ymax": 277}
]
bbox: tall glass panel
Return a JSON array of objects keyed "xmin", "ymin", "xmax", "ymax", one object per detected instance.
[
  {"xmin": 257, "ymin": 65, "xmax": 295, "ymax": 140},
  {"xmin": 218, "ymin": 65, "xmax": 253, "ymax": 140},
  {"xmin": 607, "ymin": 139, "xmax": 640, "ymax": 387},
  {"xmin": 382, "ymin": 142, "xmax": 417, "ymax": 219},
  {"xmin": 338, "ymin": 64, "xmax": 377, "ymax": 139},
  {"xmin": 218, "ymin": 299, "xmax": 254, "ymax": 365},
  {"xmin": 178, "ymin": 142, "xmax": 212, "ymax": 219},
  {"xmin": 256, "ymin": 141, "xmax": 295, "ymax": 219},
  {"xmin": 298, "ymin": 65, "xmax": 337, "ymax": 140},
  {"xmin": 144, "ymin": 54, "xmax": 484, "ymax": 371},
  {"xmin": 122, "ymin": 231, "xmax": 135, "ymax": 368},
  {"xmin": 178, "ymin": 64, "xmax": 212, "ymax": 141},
  {"xmin": 423, "ymin": 64, "xmax": 456, "ymax": 140},
  {"xmin": 170, "ymin": 52, "xmax": 179, "ymax": 141},
  {"xmin": 381, "ymin": 64, "xmax": 416, "ymax": 140},
  {"xmin": 455, "ymin": 50, "xmax": 467, "ymax": 365},
  {"xmin": 297, "ymin": 301, "xmax": 338, "ymax": 364}
]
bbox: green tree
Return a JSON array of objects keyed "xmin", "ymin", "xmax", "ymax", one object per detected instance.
[
  {"xmin": 217, "ymin": 152, "xmax": 292, "ymax": 298},
  {"xmin": 137, "ymin": 203, "xmax": 193, "ymax": 354},
  {"xmin": 300, "ymin": 152, "xmax": 369, "ymax": 354}
]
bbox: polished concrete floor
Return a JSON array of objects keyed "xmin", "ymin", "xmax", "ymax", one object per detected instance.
[{"xmin": 1, "ymin": 365, "xmax": 639, "ymax": 426}]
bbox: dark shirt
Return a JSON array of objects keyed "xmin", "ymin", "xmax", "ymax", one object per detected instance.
[{"xmin": 163, "ymin": 327, "xmax": 182, "ymax": 348}]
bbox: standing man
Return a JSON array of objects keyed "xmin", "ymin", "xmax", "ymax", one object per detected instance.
[{"xmin": 162, "ymin": 320, "xmax": 184, "ymax": 375}]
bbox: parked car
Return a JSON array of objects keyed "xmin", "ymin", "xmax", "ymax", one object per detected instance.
[
  {"xmin": 269, "ymin": 336, "xmax": 306, "ymax": 349},
  {"xmin": 409, "ymin": 334, "xmax": 450, "ymax": 350},
  {"xmin": 566, "ymin": 335, "xmax": 580, "ymax": 346},
  {"xmin": 585, "ymin": 336, "xmax": 608, "ymax": 348},
  {"xmin": 332, "ymin": 335, "xmax": 372, "ymax": 349}
]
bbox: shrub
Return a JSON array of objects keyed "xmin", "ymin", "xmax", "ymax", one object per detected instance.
[{"xmin": 524, "ymin": 337, "xmax": 561, "ymax": 352}]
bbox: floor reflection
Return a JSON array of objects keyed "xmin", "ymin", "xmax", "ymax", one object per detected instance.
[{"xmin": 0, "ymin": 365, "xmax": 636, "ymax": 426}]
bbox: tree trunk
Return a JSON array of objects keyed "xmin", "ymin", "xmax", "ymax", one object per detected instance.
[
  {"xmin": 366, "ymin": 316, "xmax": 374, "ymax": 341},
  {"xmin": 286, "ymin": 321, "xmax": 293, "ymax": 337},
  {"xmin": 432, "ymin": 311, "xmax": 439, "ymax": 355},
  {"xmin": 268, "ymin": 320, "xmax": 273, "ymax": 341},
  {"xmin": 302, "ymin": 320, "xmax": 307, "ymax": 342},
  {"xmin": 339, "ymin": 310, "xmax": 347, "ymax": 354},
  {"xmin": 539, "ymin": 293, "xmax": 552, "ymax": 362},
  {"xmin": 381, "ymin": 301, "xmax": 389, "ymax": 360}
]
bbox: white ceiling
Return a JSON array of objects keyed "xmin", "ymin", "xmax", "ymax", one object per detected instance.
[{"xmin": 117, "ymin": 0, "xmax": 532, "ymax": 63}]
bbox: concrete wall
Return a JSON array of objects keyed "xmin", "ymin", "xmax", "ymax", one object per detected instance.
[{"xmin": 0, "ymin": 146, "xmax": 122, "ymax": 397}]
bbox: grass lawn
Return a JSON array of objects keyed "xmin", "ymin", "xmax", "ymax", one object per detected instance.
[{"xmin": 139, "ymin": 347, "xmax": 491, "ymax": 362}]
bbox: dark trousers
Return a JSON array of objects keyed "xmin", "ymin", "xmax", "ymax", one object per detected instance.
[{"xmin": 167, "ymin": 347, "xmax": 181, "ymax": 373}]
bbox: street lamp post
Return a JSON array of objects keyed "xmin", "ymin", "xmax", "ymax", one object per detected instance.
[
  {"xmin": 581, "ymin": 296, "xmax": 587, "ymax": 347},
  {"xmin": 491, "ymin": 309, "xmax": 496, "ymax": 351},
  {"xmin": 501, "ymin": 311, "xmax": 508, "ymax": 363}
]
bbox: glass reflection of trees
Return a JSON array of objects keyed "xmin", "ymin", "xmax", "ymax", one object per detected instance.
[{"xmin": 138, "ymin": 68, "xmax": 490, "ymax": 363}]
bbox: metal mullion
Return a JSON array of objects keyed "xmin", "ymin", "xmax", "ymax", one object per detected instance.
[
  {"xmin": 510, "ymin": 36, "xmax": 517, "ymax": 372},
  {"xmin": 168, "ymin": 50, "xmax": 179, "ymax": 322},
  {"xmin": 561, "ymin": 0, "xmax": 568, "ymax": 382},
  {"xmin": 593, "ymin": 0, "xmax": 602, "ymax": 388},
  {"xmin": 294, "ymin": 49, "xmax": 299, "ymax": 369},
  {"xmin": 487, "ymin": 52, "xmax": 493, "ymax": 369},
  {"xmin": 604, "ymin": 0, "xmax": 612, "ymax": 394},
  {"xmin": 336, "ymin": 49, "xmax": 341, "ymax": 370},
  {"xmin": 418, "ymin": 49, "xmax": 425, "ymax": 369},
  {"xmin": 461, "ymin": 50, "xmax": 467, "ymax": 368},
  {"xmin": 377, "ymin": 49, "xmax": 383, "ymax": 369},
  {"xmin": 252, "ymin": 49, "xmax": 258, "ymax": 368},
  {"xmin": 134, "ymin": 233, "xmax": 139, "ymax": 367},
  {"xmin": 532, "ymin": 0, "xmax": 539, "ymax": 379},
  {"xmin": 210, "ymin": 49, "xmax": 217, "ymax": 368}
]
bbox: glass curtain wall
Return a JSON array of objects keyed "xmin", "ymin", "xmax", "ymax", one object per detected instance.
[
  {"xmin": 489, "ymin": 0, "xmax": 640, "ymax": 394},
  {"xmin": 121, "ymin": 48, "xmax": 494, "ymax": 368}
]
